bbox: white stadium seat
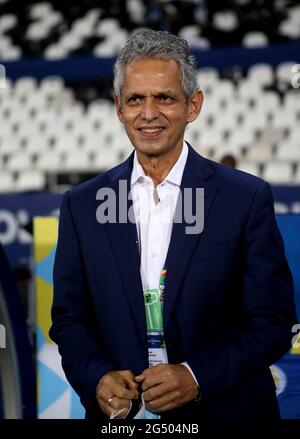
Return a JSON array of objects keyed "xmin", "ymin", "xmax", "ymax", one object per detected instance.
[
  {"xmin": 263, "ymin": 162, "xmax": 294, "ymax": 184},
  {"xmin": 213, "ymin": 11, "xmax": 238, "ymax": 31},
  {"xmin": 242, "ymin": 31, "xmax": 268, "ymax": 48},
  {"xmin": 244, "ymin": 144, "xmax": 274, "ymax": 162},
  {"xmin": 64, "ymin": 151, "xmax": 92, "ymax": 171},
  {"xmin": 276, "ymin": 62, "xmax": 297, "ymax": 85},
  {"xmin": 6, "ymin": 153, "xmax": 34, "ymax": 172},
  {"xmin": 15, "ymin": 170, "xmax": 46, "ymax": 191},
  {"xmin": 237, "ymin": 161, "xmax": 260, "ymax": 177},
  {"xmin": 36, "ymin": 151, "xmax": 65, "ymax": 172},
  {"xmin": 92, "ymin": 150, "xmax": 120, "ymax": 171},
  {"xmin": 248, "ymin": 64, "xmax": 274, "ymax": 87},
  {"xmin": 277, "ymin": 144, "xmax": 300, "ymax": 161},
  {"xmin": 0, "ymin": 171, "xmax": 16, "ymax": 193},
  {"xmin": 294, "ymin": 165, "xmax": 300, "ymax": 183}
]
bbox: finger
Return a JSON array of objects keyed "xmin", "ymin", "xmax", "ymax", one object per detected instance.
[
  {"xmin": 100, "ymin": 370, "xmax": 138, "ymax": 391},
  {"xmin": 100, "ymin": 374, "xmax": 138, "ymax": 400},
  {"xmin": 109, "ymin": 380, "xmax": 137, "ymax": 400},
  {"xmin": 119, "ymin": 370, "xmax": 138, "ymax": 386},
  {"xmin": 145, "ymin": 389, "xmax": 182, "ymax": 413},
  {"xmin": 140, "ymin": 364, "xmax": 170, "ymax": 389},
  {"xmin": 108, "ymin": 396, "xmax": 132, "ymax": 411},
  {"xmin": 118, "ymin": 370, "xmax": 137, "ymax": 389},
  {"xmin": 141, "ymin": 371, "xmax": 165, "ymax": 392},
  {"xmin": 135, "ymin": 374, "xmax": 145, "ymax": 382},
  {"xmin": 135, "ymin": 366, "xmax": 155, "ymax": 380},
  {"xmin": 114, "ymin": 371, "xmax": 140, "ymax": 397},
  {"xmin": 96, "ymin": 385, "xmax": 134, "ymax": 410},
  {"xmin": 142, "ymin": 364, "xmax": 186, "ymax": 392},
  {"xmin": 143, "ymin": 382, "xmax": 173, "ymax": 402},
  {"xmin": 120, "ymin": 373, "xmax": 140, "ymax": 392}
]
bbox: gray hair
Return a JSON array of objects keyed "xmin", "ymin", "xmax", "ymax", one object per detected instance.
[{"xmin": 113, "ymin": 29, "xmax": 198, "ymax": 99}]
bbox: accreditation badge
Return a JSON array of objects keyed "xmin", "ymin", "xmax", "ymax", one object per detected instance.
[{"xmin": 143, "ymin": 288, "xmax": 168, "ymax": 367}]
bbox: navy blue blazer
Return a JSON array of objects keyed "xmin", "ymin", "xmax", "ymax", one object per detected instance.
[{"xmin": 50, "ymin": 145, "xmax": 296, "ymax": 420}]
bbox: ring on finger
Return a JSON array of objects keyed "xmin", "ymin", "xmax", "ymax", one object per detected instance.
[{"xmin": 108, "ymin": 396, "xmax": 115, "ymax": 406}]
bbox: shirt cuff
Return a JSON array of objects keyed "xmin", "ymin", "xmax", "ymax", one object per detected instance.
[{"xmin": 181, "ymin": 362, "xmax": 199, "ymax": 387}]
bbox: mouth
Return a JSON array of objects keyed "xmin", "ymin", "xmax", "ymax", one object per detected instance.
[{"xmin": 138, "ymin": 127, "xmax": 165, "ymax": 137}]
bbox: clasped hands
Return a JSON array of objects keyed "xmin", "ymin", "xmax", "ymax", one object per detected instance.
[{"xmin": 96, "ymin": 364, "xmax": 199, "ymax": 418}]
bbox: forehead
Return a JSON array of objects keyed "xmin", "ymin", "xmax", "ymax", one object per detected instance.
[{"xmin": 122, "ymin": 58, "xmax": 183, "ymax": 92}]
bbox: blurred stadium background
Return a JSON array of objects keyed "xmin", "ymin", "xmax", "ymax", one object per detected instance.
[{"xmin": 0, "ymin": 0, "xmax": 299, "ymax": 419}]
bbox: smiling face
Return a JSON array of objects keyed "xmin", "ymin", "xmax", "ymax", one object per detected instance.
[{"xmin": 115, "ymin": 58, "xmax": 203, "ymax": 160}]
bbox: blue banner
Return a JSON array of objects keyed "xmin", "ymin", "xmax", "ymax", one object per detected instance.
[
  {"xmin": 0, "ymin": 193, "xmax": 62, "ymax": 268},
  {"xmin": 2, "ymin": 41, "xmax": 300, "ymax": 80}
]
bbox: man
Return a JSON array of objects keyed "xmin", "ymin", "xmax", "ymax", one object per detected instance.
[{"xmin": 50, "ymin": 30, "xmax": 296, "ymax": 420}]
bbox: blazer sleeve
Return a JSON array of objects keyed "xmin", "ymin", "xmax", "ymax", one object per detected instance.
[
  {"xmin": 49, "ymin": 191, "xmax": 113, "ymax": 411},
  {"xmin": 187, "ymin": 180, "xmax": 297, "ymax": 400}
]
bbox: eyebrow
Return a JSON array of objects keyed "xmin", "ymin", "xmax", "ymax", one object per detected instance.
[
  {"xmin": 125, "ymin": 93, "xmax": 143, "ymax": 100},
  {"xmin": 126, "ymin": 90, "xmax": 177, "ymax": 99}
]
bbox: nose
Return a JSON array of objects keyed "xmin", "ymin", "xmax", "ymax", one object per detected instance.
[{"xmin": 140, "ymin": 98, "xmax": 159, "ymax": 121}]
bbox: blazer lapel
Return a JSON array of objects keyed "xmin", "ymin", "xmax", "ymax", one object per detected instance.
[
  {"xmin": 103, "ymin": 154, "xmax": 147, "ymax": 343},
  {"xmin": 163, "ymin": 146, "xmax": 219, "ymax": 330}
]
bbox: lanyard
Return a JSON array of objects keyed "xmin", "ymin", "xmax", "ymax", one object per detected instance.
[{"xmin": 143, "ymin": 268, "xmax": 167, "ymax": 333}]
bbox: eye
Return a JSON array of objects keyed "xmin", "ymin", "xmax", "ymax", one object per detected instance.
[
  {"xmin": 128, "ymin": 96, "xmax": 142, "ymax": 104},
  {"xmin": 157, "ymin": 95, "xmax": 173, "ymax": 103}
]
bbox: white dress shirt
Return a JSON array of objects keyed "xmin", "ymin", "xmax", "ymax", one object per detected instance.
[{"xmin": 130, "ymin": 141, "xmax": 199, "ymax": 386}]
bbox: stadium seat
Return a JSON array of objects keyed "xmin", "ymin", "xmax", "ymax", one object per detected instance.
[
  {"xmin": 279, "ymin": 18, "xmax": 300, "ymax": 39},
  {"xmin": 242, "ymin": 32, "xmax": 269, "ymax": 48},
  {"xmin": 227, "ymin": 127, "xmax": 256, "ymax": 151},
  {"xmin": 36, "ymin": 151, "xmax": 65, "ymax": 172},
  {"xmin": 199, "ymin": 129, "xmax": 225, "ymax": 151},
  {"xmin": 0, "ymin": 14, "xmax": 17, "ymax": 32},
  {"xmin": 294, "ymin": 164, "xmax": 300, "ymax": 183},
  {"xmin": 14, "ymin": 77, "xmax": 38, "ymax": 97},
  {"xmin": 237, "ymin": 80, "xmax": 261, "ymax": 104},
  {"xmin": 287, "ymin": 127, "xmax": 300, "ymax": 146},
  {"xmin": 276, "ymin": 62, "xmax": 297, "ymax": 87},
  {"xmin": 237, "ymin": 161, "xmax": 261, "ymax": 177},
  {"xmin": 197, "ymin": 68, "xmax": 219, "ymax": 90},
  {"xmin": 271, "ymin": 108, "xmax": 297, "ymax": 131},
  {"xmin": 64, "ymin": 151, "xmax": 92, "ymax": 171},
  {"xmin": 6, "ymin": 153, "xmax": 34, "ymax": 172},
  {"xmin": 15, "ymin": 170, "xmax": 46, "ymax": 192},
  {"xmin": 244, "ymin": 144, "xmax": 274, "ymax": 162},
  {"xmin": 0, "ymin": 134, "xmax": 23, "ymax": 156},
  {"xmin": 0, "ymin": 171, "xmax": 16, "ymax": 193},
  {"xmin": 92, "ymin": 150, "xmax": 121, "ymax": 171},
  {"xmin": 277, "ymin": 144, "xmax": 300, "ymax": 161},
  {"xmin": 247, "ymin": 64, "xmax": 274, "ymax": 88},
  {"xmin": 212, "ymin": 11, "xmax": 238, "ymax": 32},
  {"xmin": 263, "ymin": 162, "xmax": 294, "ymax": 184}
]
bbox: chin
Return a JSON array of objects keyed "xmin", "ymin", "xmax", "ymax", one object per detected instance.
[
  {"xmin": 137, "ymin": 148, "xmax": 167, "ymax": 158},
  {"xmin": 134, "ymin": 142, "xmax": 169, "ymax": 156}
]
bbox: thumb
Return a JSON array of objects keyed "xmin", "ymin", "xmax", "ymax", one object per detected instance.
[{"xmin": 135, "ymin": 374, "xmax": 145, "ymax": 382}]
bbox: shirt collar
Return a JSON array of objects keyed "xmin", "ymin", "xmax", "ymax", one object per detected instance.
[{"xmin": 130, "ymin": 141, "xmax": 188, "ymax": 187}]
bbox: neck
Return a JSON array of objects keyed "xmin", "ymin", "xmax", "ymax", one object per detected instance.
[{"xmin": 137, "ymin": 143, "xmax": 183, "ymax": 187}]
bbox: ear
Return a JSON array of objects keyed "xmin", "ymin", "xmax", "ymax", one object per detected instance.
[
  {"xmin": 115, "ymin": 95, "xmax": 124, "ymax": 123},
  {"xmin": 186, "ymin": 90, "xmax": 204, "ymax": 123}
]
